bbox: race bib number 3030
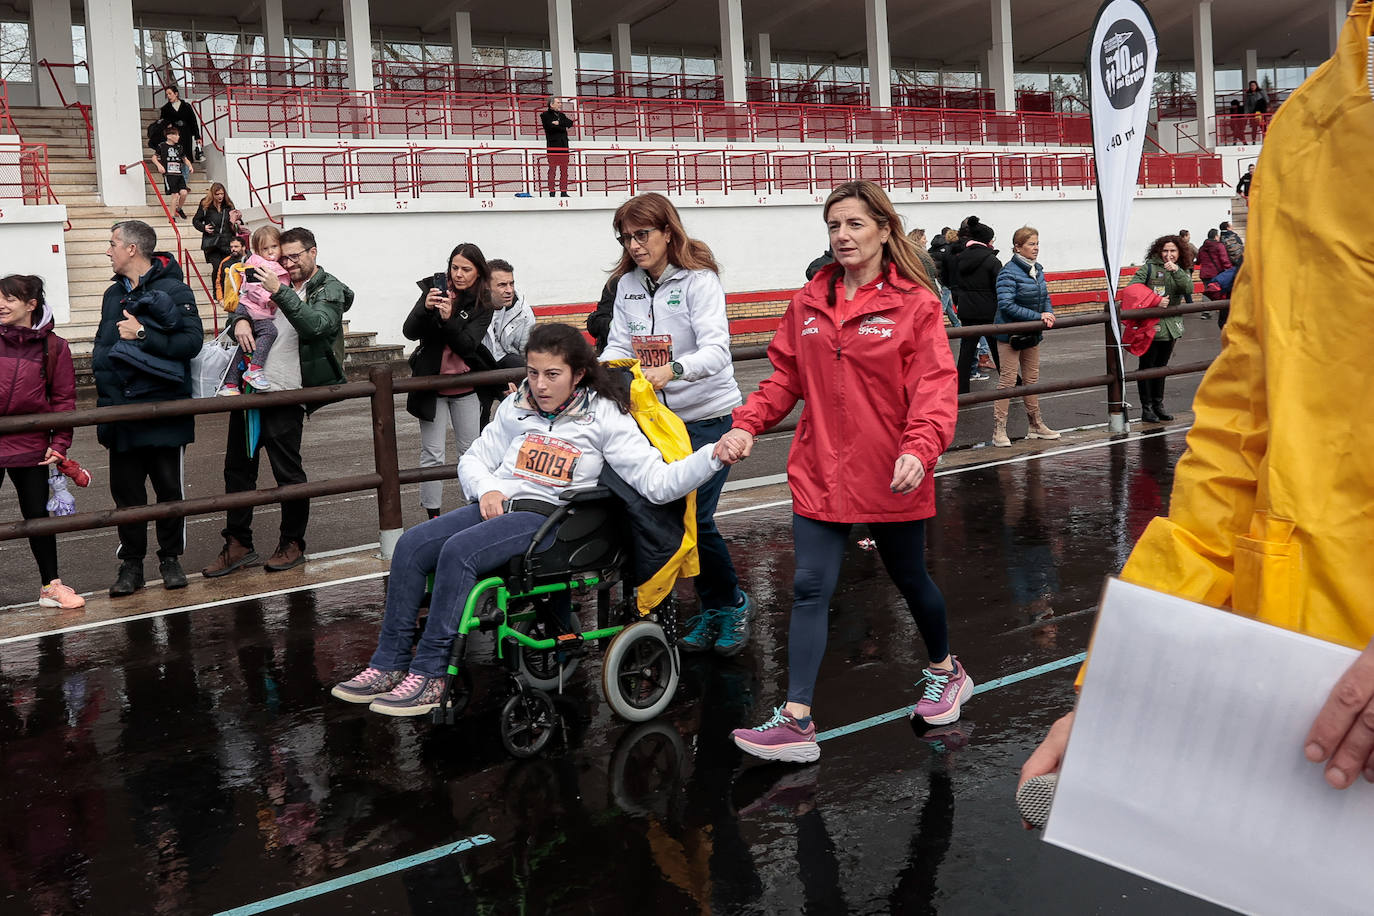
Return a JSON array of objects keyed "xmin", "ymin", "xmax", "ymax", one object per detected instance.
[
  {"xmin": 631, "ymin": 334, "xmax": 673, "ymax": 369},
  {"xmin": 514, "ymin": 434, "xmax": 583, "ymax": 488}
]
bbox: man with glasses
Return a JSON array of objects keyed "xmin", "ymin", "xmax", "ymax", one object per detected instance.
[
  {"xmin": 95, "ymin": 219, "xmax": 203, "ymax": 596},
  {"xmin": 202, "ymin": 226, "xmax": 352, "ymax": 579}
]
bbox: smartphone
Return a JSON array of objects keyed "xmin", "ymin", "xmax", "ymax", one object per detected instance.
[
  {"xmin": 432, "ymin": 272, "xmax": 448, "ymax": 293},
  {"xmin": 244, "ymin": 266, "xmax": 261, "ymax": 284}
]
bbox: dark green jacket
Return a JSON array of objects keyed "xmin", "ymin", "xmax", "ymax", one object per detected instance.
[
  {"xmin": 93, "ymin": 253, "xmax": 203, "ymax": 451},
  {"xmin": 1131, "ymin": 258, "xmax": 1188, "ymax": 341},
  {"xmin": 234, "ymin": 267, "xmax": 352, "ymax": 389}
]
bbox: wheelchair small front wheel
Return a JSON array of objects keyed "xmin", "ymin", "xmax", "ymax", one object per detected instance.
[
  {"xmin": 601, "ymin": 621, "xmax": 680, "ymax": 723},
  {"xmin": 499, "ymin": 688, "xmax": 558, "ymax": 758}
]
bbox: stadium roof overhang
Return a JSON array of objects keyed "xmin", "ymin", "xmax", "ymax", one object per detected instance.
[{"xmin": 10, "ymin": 0, "xmax": 1340, "ymax": 69}]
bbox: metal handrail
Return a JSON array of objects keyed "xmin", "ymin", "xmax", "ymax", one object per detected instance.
[
  {"xmin": 34, "ymin": 59, "xmax": 93, "ymax": 159},
  {"xmin": 118, "ymin": 158, "xmax": 220, "ymax": 333},
  {"xmin": 0, "ymin": 299, "xmax": 1226, "ymax": 548},
  {"xmin": 232, "ymin": 142, "xmax": 1215, "ymax": 207}
]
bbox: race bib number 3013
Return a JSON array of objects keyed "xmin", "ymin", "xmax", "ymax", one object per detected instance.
[
  {"xmin": 631, "ymin": 334, "xmax": 673, "ymax": 369},
  {"xmin": 514, "ymin": 434, "xmax": 583, "ymax": 488}
]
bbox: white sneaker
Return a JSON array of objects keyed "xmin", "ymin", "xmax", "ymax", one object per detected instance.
[{"xmin": 216, "ymin": 385, "xmax": 241, "ymax": 397}]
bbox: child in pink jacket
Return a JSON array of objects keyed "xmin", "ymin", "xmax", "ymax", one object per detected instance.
[{"xmin": 218, "ymin": 225, "xmax": 292, "ymax": 395}]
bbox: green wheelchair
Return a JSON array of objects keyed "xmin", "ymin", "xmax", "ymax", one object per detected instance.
[{"xmin": 429, "ymin": 487, "xmax": 683, "ymax": 757}]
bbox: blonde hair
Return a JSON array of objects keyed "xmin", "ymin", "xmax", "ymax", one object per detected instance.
[
  {"xmin": 822, "ymin": 181, "xmax": 936, "ymax": 295},
  {"xmin": 944, "ymin": 228, "xmax": 959, "ymax": 243},
  {"xmin": 250, "ymin": 225, "xmax": 281, "ymax": 254},
  {"xmin": 1012, "ymin": 226, "xmax": 1039, "ymax": 249},
  {"xmin": 610, "ymin": 193, "xmax": 719, "ymax": 280}
]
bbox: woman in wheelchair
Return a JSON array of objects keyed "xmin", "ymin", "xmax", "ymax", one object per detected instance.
[{"xmin": 332, "ymin": 322, "xmax": 726, "ymax": 716}]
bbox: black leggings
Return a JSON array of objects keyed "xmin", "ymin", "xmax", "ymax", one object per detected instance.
[
  {"xmin": 956, "ymin": 332, "xmax": 1000, "ymax": 394},
  {"xmin": 1136, "ymin": 337, "xmax": 1176, "ymax": 406},
  {"xmin": 787, "ymin": 514, "xmax": 949, "ymax": 708},
  {"xmin": 2, "ymin": 465, "xmax": 58, "ymax": 585}
]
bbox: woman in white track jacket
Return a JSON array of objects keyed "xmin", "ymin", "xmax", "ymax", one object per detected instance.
[{"xmin": 599, "ymin": 192, "xmax": 753, "ymax": 657}]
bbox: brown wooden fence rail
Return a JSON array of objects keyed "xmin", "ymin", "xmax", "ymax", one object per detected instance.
[{"xmin": 0, "ymin": 301, "xmax": 1225, "ymax": 554}]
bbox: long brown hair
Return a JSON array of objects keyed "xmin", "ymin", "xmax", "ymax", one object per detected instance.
[
  {"xmin": 199, "ymin": 182, "xmax": 235, "ymax": 212},
  {"xmin": 609, "ymin": 193, "xmax": 719, "ymax": 281},
  {"xmin": 822, "ymin": 181, "xmax": 936, "ymax": 296},
  {"xmin": 1144, "ymin": 234, "xmax": 1193, "ymax": 271}
]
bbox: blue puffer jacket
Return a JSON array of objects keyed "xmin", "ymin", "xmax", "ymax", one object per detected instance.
[{"xmin": 994, "ymin": 256, "xmax": 1053, "ymax": 344}]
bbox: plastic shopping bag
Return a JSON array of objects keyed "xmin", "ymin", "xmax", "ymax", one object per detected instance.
[{"xmin": 191, "ymin": 328, "xmax": 238, "ymax": 398}]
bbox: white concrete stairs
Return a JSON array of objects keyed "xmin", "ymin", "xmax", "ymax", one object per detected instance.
[
  {"xmin": 8, "ymin": 104, "xmax": 181, "ymax": 350},
  {"xmin": 8, "ymin": 104, "xmax": 406, "ymax": 383}
]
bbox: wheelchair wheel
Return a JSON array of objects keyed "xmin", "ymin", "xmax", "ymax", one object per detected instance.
[
  {"xmin": 499, "ymin": 688, "xmax": 558, "ymax": 758},
  {"xmin": 601, "ymin": 621, "xmax": 679, "ymax": 723},
  {"xmin": 514, "ymin": 613, "xmax": 583, "ymax": 691}
]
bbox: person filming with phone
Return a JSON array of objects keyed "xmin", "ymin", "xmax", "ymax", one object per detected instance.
[{"xmin": 404, "ymin": 243, "xmax": 496, "ymax": 519}]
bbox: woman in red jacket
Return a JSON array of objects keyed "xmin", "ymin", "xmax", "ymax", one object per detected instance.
[
  {"xmin": 715, "ymin": 181, "xmax": 966, "ymax": 763},
  {"xmin": 0, "ymin": 275, "xmax": 83, "ymax": 609}
]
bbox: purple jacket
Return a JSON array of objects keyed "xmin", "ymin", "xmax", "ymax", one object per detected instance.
[
  {"xmin": 1196, "ymin": 238, "xmax": 1233, "ymax": 280},
  {"xmin": 0, "ymin": 303, "xmax": 76, "ymax": 467}
]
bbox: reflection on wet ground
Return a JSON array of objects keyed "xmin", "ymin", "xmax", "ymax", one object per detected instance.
[{"xmin": 0, "ymin": 431, "xmax": 1226, "ymax": 915}]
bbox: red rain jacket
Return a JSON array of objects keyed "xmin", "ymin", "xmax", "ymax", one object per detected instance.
[
  {"xmin": 0, "ymin": 304, "xmax": 76, "ymax": 467},
  {"xmin": 1119, "ymin": 283, "xmax": 1167, "ymax": 357},
  {"xmin": 731, "ymin": 262, "xmax": 957, "ymax": 522}
]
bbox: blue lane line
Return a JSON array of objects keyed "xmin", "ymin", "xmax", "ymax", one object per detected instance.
[
  {"xmin": 214, "ymin": 834, "xmax": 496, "ymax": 916},
  {"xmin": 816, "ymin": 652, "xmax": 1087, "ymax": 742}
]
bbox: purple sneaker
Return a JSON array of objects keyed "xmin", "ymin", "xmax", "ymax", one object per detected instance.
[
  {"xmin": 731, "ymin": 707, "xmax": 820, "ymax": 763},
  {"xmin": 331, "ymin": 667, "xmax": 406, "ymax": 704},
  {"xmin": 910, "ymin": 658, "xmax": 974, "ymax": 726},
  {"xmin": 368, "ymin": 672, "xmax": 447, "ymax": 717}
]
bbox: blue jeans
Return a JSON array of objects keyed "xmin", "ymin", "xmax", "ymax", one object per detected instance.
[
  {"xmin": 369, "ymin": 503, "xmax": 551, "ymax": 677},
  {"xmin": 685, "ymin": 414, "xmax": 742, "ymax": 610},
  {"xmin": 786, "ymin": 514, "xmax": 949, "ymax": 707},
  {"xmin": 940, "ymin": 287, "xmax": 959, "ymax": 327}
]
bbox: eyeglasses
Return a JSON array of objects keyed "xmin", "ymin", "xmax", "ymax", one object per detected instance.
[
  {"xmin": 278, "ymin": 251, "xmax": 307, "ymax": 265},
  {"xmin": 616, "ymin": 228, "xmax": 659, "ymax": 247}
]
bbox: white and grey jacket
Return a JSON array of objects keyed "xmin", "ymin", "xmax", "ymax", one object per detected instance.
[
  {"xmin": 484, "ymin": 292, "xmax": 536, "ymax": 362},
  {"xmin": 599, "ymin": 266, "xmax": 741, "ymax": 423},
  {"xmin": 458, "ymin": 382, "xmax": 722, "ymax": 506}
]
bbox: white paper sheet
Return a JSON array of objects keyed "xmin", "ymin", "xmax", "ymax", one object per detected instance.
[{"xmin": 1044, "ymin": 578, "xmax": 1374, "ymax": 916}]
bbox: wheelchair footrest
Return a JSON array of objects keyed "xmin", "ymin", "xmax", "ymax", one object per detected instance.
[{"xmin": 554, "ymin": 632, "xmax": 591, "ymax": 659}]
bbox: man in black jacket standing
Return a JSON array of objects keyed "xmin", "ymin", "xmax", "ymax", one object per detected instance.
[
  {"xmin": 96, "ymin": 220, "xmax": 203, "ymax": 596},
  {"xmin": 540, "ymin": 96, "xmax": 575, "ymax": 197}
]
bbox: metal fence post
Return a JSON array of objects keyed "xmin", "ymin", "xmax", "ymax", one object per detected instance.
[
  {"xmin": 369, "ymin": 364, "xmax": 404, "ymax": 558},
  {"xmin": 1104, "ymin": 300, "xmax": 1129, "ymax": 433}
]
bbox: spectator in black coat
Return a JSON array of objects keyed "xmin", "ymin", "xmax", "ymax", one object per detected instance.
[
  {"xmin": 586, "ymin": 276, "xmax": 616, "ymax": 352},
  {"xmin": 95, "ymin": 220, "xmax": 203, "ymax": 597},
  {"xmin": 158, "ymin": 86, "xmax": 200, "ymax": 162},
  {"xmin": 540, "ymin": 97, "xmax": 575, "ymax": 197},
  {"xmin": 954, "ymin": 217, "xmax": 1003, "ymax": 394}
]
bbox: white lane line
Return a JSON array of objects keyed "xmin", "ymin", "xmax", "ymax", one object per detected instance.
[
  {"xmin": 0, "ymin": 573, "xmax": 389, "ymax": 646},
  {"xmin": 0, "ymin": 424, "xmax": 1191, "ymax": 644}
]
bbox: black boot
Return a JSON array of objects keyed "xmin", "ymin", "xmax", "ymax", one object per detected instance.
[
  {"xmin": 1153, "ymin": 400, "xmax": 1175, "ymax": 421},
  {"xmin": 160, "ymin": 557, "xmax": 188, "ymax": 590},
  {"xmin": 110, "ymin": 561, "xmax": 145, "ymax": 597},
  {"xmin": 1139, "ymin": 402, "xmax": 1161, "ymax": 423}
]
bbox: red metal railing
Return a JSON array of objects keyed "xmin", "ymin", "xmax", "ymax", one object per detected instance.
[
  {"xmin": 238, "ymin": 143, "xmax": 1219, "ymax": 203},
  {"xmin": 222, "ymin": 86, "xmax": 1094, "ymax": 148},
  {"xmin": 0, "ymin": 141, "xmax": 61, "ymax": 204},
  {"xmin": 119, "ymin": 158, "xmax": 220, "ymax": 333},
  {"xmin": 1176, "ymin": 114, "xmax": 1268, "ymax": 150},
  {"xmin": 0, "ymin": 76, "xmax": 17, "ymax": 135},
  {"xmin": 1153, "ymin": 88, "xmax": 1291, "ymax": 119},
  {"xmin": 35, "ymin": 60, "xmax": 94, "ymax": 159}
]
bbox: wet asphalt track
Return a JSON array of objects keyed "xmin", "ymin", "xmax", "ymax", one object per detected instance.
[
  {"xmin": 0, "ymin": 320, "xmax": 1231, "ymax": 914},
  {"xmin": 0, "ymin": 425, "xmax": 1232, "ymax": 915}
]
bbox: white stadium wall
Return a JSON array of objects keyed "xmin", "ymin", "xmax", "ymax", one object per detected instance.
[
  {"xmin": 242, "ymin": 188, "xmax": 1232, "ymax": 348},
  {"xmin": 0, "ymin": 206, "xmax": 72, "ymax": 325}
]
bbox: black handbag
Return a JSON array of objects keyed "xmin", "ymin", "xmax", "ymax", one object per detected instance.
[{"xmin": 1008, "ymin": 332, "xmax": 1042, "ymax": 351}]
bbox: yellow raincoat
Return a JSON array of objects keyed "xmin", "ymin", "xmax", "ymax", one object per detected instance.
[
  {"xmin": 605, "ymin": 359, "xmax": 700, "ymax": 613},
  {"xmin": 1120, "ymin": 0, "xmax": 1374, "ymax": 650}
]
